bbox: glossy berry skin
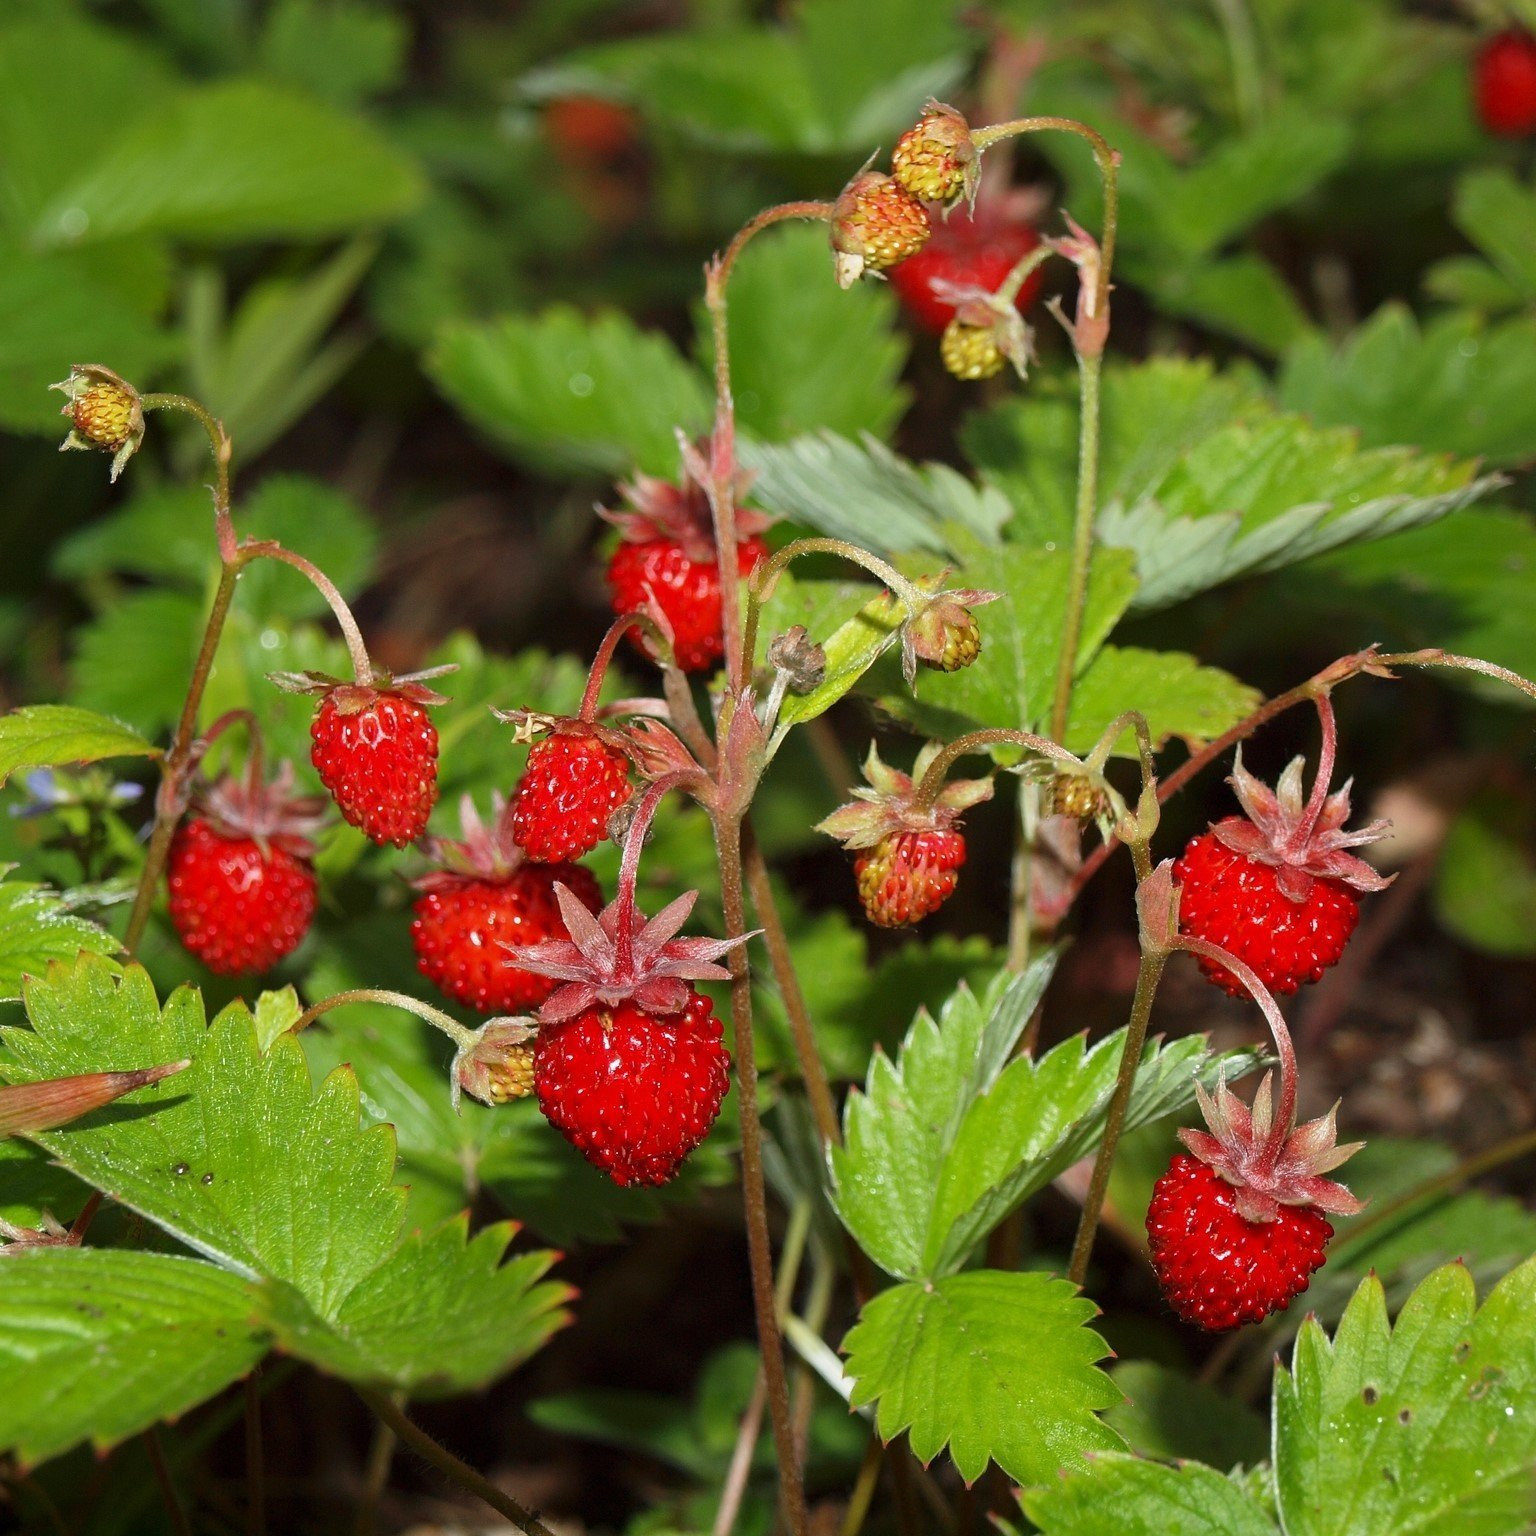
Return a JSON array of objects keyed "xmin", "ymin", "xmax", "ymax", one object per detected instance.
[
  {"xmin": 311, "ymin": 692, "xmax": 438, "ymax": 848},
  {"xmin": 512, "ymin": 734, "xmax": 631, "ymax": 863},
  {"xmin": 889, "ymin": 213, "xmax": 1043, "ymax": 335},
  {"xmin": 855, "ymin": 829, "xmax": 966, "ymax": 928},
  {"xmin": 535, "ymin": 990, "xmax": 731, "ymax": 1186},
  {"xmin": 1474, "ymin": 30, "xmax": 1536, "ymax": 137},
  {"xmin": 1147, "ymin": 1154, "xmax": 1333, "ymax": 1330},
  {"xmin": 412, "ymin": 863, "xmax": 601, "ymax": 1014},
  {"xmin": 606, "ymin": 534, "xmax": 768, "ymax": 673},
  {"xmin": 168, "ymin": 819, "xmax": 317, "ymax": 976},
  {"xmin": 1174, "ymin": 831, "xmax": 1359, "ymax": 996}
]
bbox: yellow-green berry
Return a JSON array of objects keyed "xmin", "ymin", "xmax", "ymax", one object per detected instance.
[
  {"xmin": 892, "ymin": 104, "xmax": 975, "ymax": 204},
  {"xmin": 940, "ymin": 317, "xmax": 1006, "ymax": 380}
]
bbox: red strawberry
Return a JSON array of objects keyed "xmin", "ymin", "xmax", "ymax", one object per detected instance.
[
  {"xmin": 1147, "ymin": 1153, "xmax": 1334, "ymax": 1331},
  {"xmin": 817, "ymin": 742, "xmax": 992, "ymax": 929},
  {"xmin": 1146, "ymin": 1058, "xmax": 1362, "ymax": 1330},
  {"xmin": 309, "ymin": 681, "xmax": 442, "ymax": 848},
  {"xmin": 1474, "ymin": 29, "xmax": 1536, "ymax": 137},
  {"xmin": 602, "ymin": 459, "xmax": 772, "ymax": 674},
  {"xmin": 1174, "ymin": 749, "xmax": 1390, "ymax": 997},
  {"xmin": 512, "ymin": 728, "xmax": 632, "ymax": 863},
  {"xmin": 855, "ymin": 829, "xmax": 966, "ymax": 928},
  {"xmin": 535, "ymin": 991, "xmax": 730, "ymax": 1186},
  {"xmin": 889, "ymin": 211, "xmax": 1043, "ymax": 335},
  {"xmin": 167, "ymin": 765, "xmax": 324, "ymax": 976},
  {"xmin": 412, "ymin": 794, "xmax": 601, "ymax": 1014},
  {"xmin": 544, "ymin": 94, "xmax": 638, "ymax": 162},
  {"xmin": 507, "ymin": 864, "xmax": 749, "ymax": 1186}
]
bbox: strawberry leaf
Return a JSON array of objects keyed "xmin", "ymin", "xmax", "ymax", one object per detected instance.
[
  {"xmin": 842, "ymin": 1270, "xmax": 1122, "ymax": 1486},
  {"xmin": 1274, "ymin": 1258, "xmax": 1536, "ymax": 1536},
  {"xmin": 0, "ymin": 704, "xmax": 158, "ymax": 787},
  {"xmin": 1022, "ymin": 1453, "xmax": 1279, "ymax": 1535},
  {"xmin": 0, "ymin": 870, "xmax": 117, "ymax": 1002},
  {"xmin": 0, "ymin": 1249, "xmax": 265, "ymax": 1465}
]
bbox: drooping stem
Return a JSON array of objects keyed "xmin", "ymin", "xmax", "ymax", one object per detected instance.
[
  {"xmin": 579, "ymin": 612, "xmax": 671, "ymax": 721},
  {"xmin": 1374, "ymin": 648, "xmax": 1536, "ymax": 705},
  {"xmin": 612, "ymin": 770, "xmax": 706, "ymax": 974},
  {"xmin": 1006, "ymin": 780, "xmax": 1035, "ymax": 974},
  {"xmin": 291, "ymin": 989, "xmax": 479, "ymax": 1051},
  {"xmin": 144, "ymin": 1427, "xmax": 194, "ymax": 1536},
  {"xmin": 239, "ymin": 540, "xmax": 373, "ymax": 685},
  {"xmin": 742, "ymin": 536, "xmax": 927, "ymax": 677},
  {"xmin": 1066, "ymin": 943, "xmax": 1168, "ymax": 1284},
  {"xmin": 703, "ymin": 202, "xmax": 833, "ymax": 691},
  {"xmin": 141, "ymin": 392, "xmax": 233, "ymax": 548},
  {"xmin": 742, "ymin": 820, "xmax": 840, "ymax": 1148},
  {"xmin": 353, "ymin": 1405, "xmax": 399, "ymax": 1536},
  {"xmin": 356, "ymin": 1387, "xmax": 557, "ymax": 1536},
  {"xmin": 1295, "ymin": 692, "xmax": 1338, "ymax": 845},
  {"xmin": 912, "ymin": 727, "xmax": 1080, "ymax": 813},
  {"xmin": 997, "ymin": 242, "xmax": 1056, "ymax": 307},
  {"xmin": 712, "ymin": 810, "xmax": 808, "ymax": 1536},
  {"xmin": 122, "ymin": 561, "xmax": 242, "ymax": 956}
]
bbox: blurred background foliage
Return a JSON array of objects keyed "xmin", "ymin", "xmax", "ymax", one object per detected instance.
[{"xmin": 4, "ymin": 0, "xmax": 1536, "ymax": 1529}]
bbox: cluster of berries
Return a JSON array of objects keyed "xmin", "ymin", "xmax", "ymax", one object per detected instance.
[
  {"xmin": 1475, "ymin": 28, "xmax": 1536, "ymax": 137},
  {"xmin": 830, "ymin": 103, "xmax": 1042, "ymax": 382}
]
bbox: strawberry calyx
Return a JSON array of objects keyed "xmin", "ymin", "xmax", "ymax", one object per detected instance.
[
  {"xmin": 268, "ymin": 665, "xmax": 453, "ymax": 711},
  {"xmin": 600, "ymin": 449, "xmax": 768, "ymax": 566},
  {"xmin": 816, "ymin": 741, "xmax": 992, "ymax": 851},
  {"xmin": 414, "ymin": 792, "xmax": 529, "ymax": 889},
  {"xmin": 195, "ymin": 762, "xmax": 326, "ymax": 857}
]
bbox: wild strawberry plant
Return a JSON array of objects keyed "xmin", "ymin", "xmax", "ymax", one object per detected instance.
[{"xmin": 3, "ymin": 6, "xmax": 1536, "ymax": 1536}]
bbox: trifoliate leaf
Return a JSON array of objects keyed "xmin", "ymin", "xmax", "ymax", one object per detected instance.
[
  {"xmin": 0, "ymin": 704, "xmax": 158, "ymax": 787},
  {"xmin": 0, "ymin": 1249, "xmax": 265, "ymax": 1465},
  {"xmin": 1022, "ymin": 1452, "xmax": 1279, "ymax": 1535},
  {"xmin": 843, "ymin": 1270, "xmax": 1121, "ymax": 1486},
  {"xmin": 1274, "ymin": 1259, "xmax": 1536, "ymax": 1536}
]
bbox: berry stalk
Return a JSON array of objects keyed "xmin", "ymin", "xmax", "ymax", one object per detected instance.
[
  {"xmin": 290, "ymin": 988, "xmax": 480, "ymax": 1051},
  {"xmin": 910, "ymin": 727, "xmax": 1079, "ymax": 814}
]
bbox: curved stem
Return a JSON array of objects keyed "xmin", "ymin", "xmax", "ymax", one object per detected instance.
[
  {"xmin": 742, "ymin": 536, "xmax": 925, "ymax": 679},
  {"xmin": 1066, "ymin": 944, "xmax": 1168, "ymax": 1284},
  {"xmin": 712, "ymin": 810, "xmax": 807, "ymax": 1536},
  {"xmin": 1296, "ymin": 692, "xmax": 1338, "ymax": 843},
  {"xmin": 742, "ymin": 820, "xmax": 840, "ymax": 1148},
  {"xmin": 141, "ymin": 392, "xmax": 233, "ymax": 549},
  {"xmin": 1375, "ymin": 648, "xmax": 1536, "ymax": 705},
  {"xmin": 356, "ymin": 1387, "xmax": 557, "ymax": 1536},
  {"xmin": 580, "ymin": 612, "xmax": 670, "ymax": 720},
  {"xmin": 703, "ymin": 202, "xmax": 833, "ymax": 692},
  {"xmin": 1048, "ymin": 347, "xmax": 1103, "ymax": 742},
  {"xmin": 238, "ymin": 541, "xmax": 372, "ymax": 685},
  {"xmin": 144, "ymin": 1427, "xmax": 193, "ymax": 1536},
  {"xmin": 1175, "ymin": 934, "xmax": 1297, "ymax": 1155},
  {"xmin": 996, "ymin": 241, "xmax": 1055, "ymax": 307},
  {"xmin": 912, "ymin": 728, "xmax": 1080, "ymax": 813},
  {"xmin": 291, "ymin": 989, "xmax": 478, "ymax": 1051},
  {"xmin": 122, "ymin": 562, "xmax": 242, "ymax": 956}
]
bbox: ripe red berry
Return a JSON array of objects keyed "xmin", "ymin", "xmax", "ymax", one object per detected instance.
[
  {"xmin": 168, "ymin": 819, "xmax": 317, "ymax": 976},
  {"xmin": 413, "ymin": 862, "xmax": 602, "ymax": 1014},
  {"xmin": 1147, "ymin": 1154, "xmax": 1333, "ymax": 1331},
  {"xmin": 889, "ymin": 212, "xmax": 1044, "ymax": 336},
  {"xmin": 1175, "ymin": 831, "xmax": 1360, "ymax": 997},
  {"xmin": 512, "ymin": 731, "xmax": 632, "ymax": 863},
  {"xmin": 544, "ymin": 94, "xmax": 638, "ymax": 162},
  {"xmin": 310, "ymin": 686, "xmax": 439, "ymax": 848},
  {"xmin": 535, "ymin": 990, "xmax": 730, "ymax": 1186},
  {"xmin": 855, "ymin": 829, "xmax": 966, "ymax": 928},
  {"xmin": 1474, "ymin": 29, "xmax": 1536, "ymax": 137}
]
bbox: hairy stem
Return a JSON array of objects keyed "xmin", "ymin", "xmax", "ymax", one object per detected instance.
[
  {"xmin": 144, "ymin": 1427, "xmax": 194, "ymax": 1536},
  {"xmin": 356, "ymin": 1388, "xmax": 557, "ymax": 1535},
  {"xmin": 912, "ymin": 727, "xmax": 1080, "ymax": 813},
  {"xmin": 742, "ymin": 820, "xmax": 840, "ymax": 1148},
  {"xmin": 1049, "ymin": 346, "xmax": 1103, "ymax": 743},
  {"xmin": 240, "ymin": 541, "xmax": 373, "ymax": 684},
  {"xmin": 122, "ymin": 561, "xmax": 241, "ymax": 956},
  {"xmin": 352, "ymin": 1406, "xmax": 399, "ymax": 1536},
  {"xmin": 141, "ymin": 392, "xmax": 233, "ymax": 548},
  {"xmin": 1375, "ymin": 648, "xmax": 1536, "ymax": 704},
  {"xmin": 291, "ymin": 989, "xmax": 479, "ymax": 1051},
  {"xmin": 713, "ymin": 811, "xmax": 808, "ymax": 1536}
]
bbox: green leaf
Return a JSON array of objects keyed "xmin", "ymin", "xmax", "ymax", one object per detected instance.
[
  {"xmin": 261, "ymin": 1217, "xmax": 570, "ymax": 1398},
  {"xmin": 34, "ymin": 80, "xmax": 422, "ymax": 246},
  {"xmin": 1451, "ymin": 169, "xmax": 1536, "ymax": 304},
  {"xmin": 1142, "ymin": 251, "xmax": 1315, "ymax": 356},
  {"xmin": 0, "ymin": 872, "xmax": 118, "ymax": 1002},
  {"xmin": 773, "ymin": 584, "xmax": 903, "ymax": 733},
  {"xmin": 0, "ymin": 1249, "xmax": 265, "ymax": 1465},
  {"xmin": 1104, "ymin": 1361, "xmax": 1269, "ymax": 1469},
  {"xmin": 878, "ymin": 543, "xmax": 1140, "ymax": 740},
  {"xmin": 829, "ymin": 965, "xmax": 1261, "ymax": 1279},
  {"xmin": 1278, "ymin": 306, "xmax": 1536, "ymax": 468},
  {"xmin": 1274, "ymin": 1259, "xmax": 1536, "ymax": 1536},
  {"xmin": 258, "ymin": 0, "xmax": 407, "ymax": 105},
  {"xmin": 742, "ymin": 431, "xmax": 1012, "ymax": 559},
  {"xmin": 1433, "ymin": 793, "xmax": 1536, "ymax": 958},
  {"xmin": 71, "ymin": 591, "xmax": 206, "ymax": 737},
  {"xmin": 843, "ymin": 1270, "xmax": 1121, "ymax": 1485},
  {"xmin": 0, "ymin": 704, "xmax": 158, "ymax": 787},
  {"xmin": 1023, "ymin": 1453, "xmax": 1279, "ymax": 1535},
  {"xmin": 705, "ymin": 224, "xmax": 908, "ymax": 443},
  {"xmin": 1065, "ymin": 646, "xmax": 1260, "ymax": 757},
  {"xmin": 430, "ymin": 306, "xmax": 712, "ymax": 478}
]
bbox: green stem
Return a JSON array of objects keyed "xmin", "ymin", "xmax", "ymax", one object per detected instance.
[
  {"xmin": 1049, "ymin": 346, "xmax": 1103, "ymax": 743},
  {"xmin": 912, "ymin": 727, "xmax": 1080, "ymax": 813},
  {"xmin": 356, "ymin": 1388, "xmax": 557, "ymax": 1535},
  {"xmin": 141, "ymin": 392, "xmax": 233, "ymax": 548},
  {"xmin": 239, "ymin": 541, "xmax": 373, "ymax": 685},
  {"xmin": 144, "ymin": 1427, "xmax": 193, "ymax": 1536},
  {"xmin": 291, "ymin": 989, "xmax": 479, "ymax": 1051},
  {"xmin": 1066, "ymin": 941, "xmax": 1168, "ymax": 1285},
  {"xmin": 122, "ymin": 561, "xmax": 241, "ymax": 957},
  {"xmin": 712, "ymin": 810, "xmax": 808, "ymax": 1536}
]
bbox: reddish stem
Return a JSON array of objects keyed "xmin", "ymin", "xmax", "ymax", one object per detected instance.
[
  {"xmin": 237, "ymin": 541, "xmax": 373, "ymax": 685},
  {"xmin": 612, "ymin": 771, "xmax": 704, "ymax": 974},
  {"xmin": 1294, "ymin": 692, "xmax": 1337, "ymax": 847},
  {"xmin": 579, "ymin": 612, "xmax": 668, "ymax": 720}
]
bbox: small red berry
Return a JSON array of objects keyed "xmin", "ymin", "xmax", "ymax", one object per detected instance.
[
  {"xmin": 512, "ymin": 731, "xmax": 632, "ymax": 863},
  {"xmin": 889, "ymin": 212, "xmax": 1043, "ymax": 335},
  {"xmin": 413, "ymin": 863, "xmax": 602, "ymax": 1015},
  {"xmin": 310, "ymin": 686, "xmax": 440, "ymax": 848},
  {"xmin": 1147, "ymin": 1154, "xmax": 1333, "ymax": 1331},
  {"xmin": 1175, "ymin": 832, "xmax": 1360, "ymax": 997},
  {"xmin": 855, "ymin": 829, "xmax": 966, "ymax": 928},
  {"xmin": 544, "ymin": 94, "xmax": 638, "ymax": 162},
  {"xmin": 1474, "ymin": 29, "xmax": 1536, "ymax": 137},
  {"xmin": 535, "ymin": 991, "xmax": 730, "ymax": 1186}
]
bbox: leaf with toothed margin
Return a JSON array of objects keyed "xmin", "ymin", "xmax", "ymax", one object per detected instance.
[{"xmin": 1022, "ymin": 1453, "xmax": 1279, "ymax": 1534}]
